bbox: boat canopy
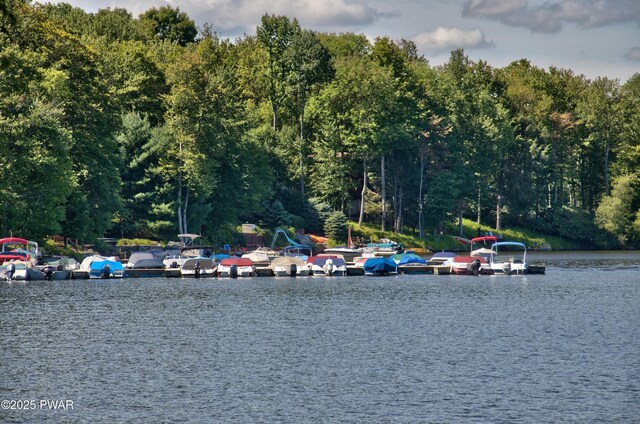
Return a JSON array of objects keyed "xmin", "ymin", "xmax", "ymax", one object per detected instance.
[
  {"xmin": 270, "ymin": 256, "xmax": 306, "ymax": 268},
  {"xmin": 131, "ymin": 258, "xmax": 165, "ymax": 269},
  {"xmin": 491, "ymin": 242, "xmax": 527, "ymax": 251},
  {"xmin": 309, "ymin": 256, "xmax": 346, "ymax": 267},
  {"xmin": 220, "ymin": 257, "xmax": 253, "ymax": 267}
]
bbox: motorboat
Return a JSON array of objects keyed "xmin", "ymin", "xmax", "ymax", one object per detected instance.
[
  {"xmin": 270, "ymin": 256, "xmax": 309, "ymax": 277},
  {"xmin": 0, "ymin": 237, "xmax": 41, "ymax": 266},
  {"xmin": 241, "ymin": 250, "xmax": 271, "ymax": 268},
  {"xmin": 450, "ymin": 255, "xmax": 491, "ymax": 275},
  {"xmin": 362, "ymin": 257, "xmax": 398, "ymax": 276},
  {"xmin": 181, "ymin": 257, "xmax": 215, "ymax": 278},
  {"xmin": 489, "ymin": 242, "xmax": 528, "ymax": 275},
  {"xmin": 217, "ymin": 257, "xmax": 255, "ymax": 278},
  {"xmin": 308, "ymin": 256, "xmax": 347, "ymax": 276},
  {"xmin": 362, "ymin": 238, "xmax": 404, "ymax": 257},
  {"xmin": 391, "ymin": 253, "xmax": 430, "ymax": 274},
  {"xmin": 1, "ymin": 261, "xmax": 38, "ymax": 281},
  {"xmin": 89, "ymin": 259, "xmax": 124, "ymax": 279},
  {"xmin": 321, "ymin": 246, "xmax": 361, "ymax": 264},
  {"xmin": 123, "ymin": 251, "xmax": 166, "ymax": 277}
]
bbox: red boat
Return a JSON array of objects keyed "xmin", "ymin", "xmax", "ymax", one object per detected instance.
[
  {"xmin": 449, "ymin": 236, "xmax": 498, "ymax": 275},
  {"xmin": 450, "ymin": 255, "xmax": 491, "ymax": 275},
  {"xmin": 0, "ymin": 237, "xmax": 40, "ymax": 265}
]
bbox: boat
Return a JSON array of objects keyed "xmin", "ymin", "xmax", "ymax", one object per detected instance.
[
  {"xmin": 282, "ymin": 245, "xmax": 313, "ymax": 262},
  {"xmin": 362, "ymin": 238, "xmax": 404, "ymax": 257},
  {"xmin": 1, "ymin": 261, "xmax": 42, "ymax": 281},
  {"xmin": 425, "ymin": 251, "xmax": 456, "ymax": 274},
  {"xmin": 489, "ymin": 242, "xmax": 528, "ymax": 275},
  {"xmin": 0, "ymin": 237, "xmax": 41, "ymax": 266},
  {"xmin": 322, "ymin": 246, "xmax": 361, "ymax": 263},
  {"xmin": 241, "ymin": 250, "xmax": 271, "ymax": 268},
  {"xmin": 308, "ymin": 256, "xmax": 347, "ymax": 276},
  {"xmin": 427, "ymin": 251, "xmax": 456, "ymax": 265},
  {"xmin": 181, "ymin": 257, "xmax": 215, "ymax": 278},
  {"xmin": 392, "ymin": 253, "xmax": 430, "ymax": 274},
  {"xmin": 216, "ymin": 257, "xmax": 256, "ymax": 278},
  {"xmin": 362, "ymin": 257, "xmax": 398, "ymax": 276},
  {"xmin": 123, "ymin": 252, "xmax": 166, "ymax": 277},
  {"xmin": 450, "ymin": 255, "xmax": 491, "ymax": 275},
  {"xmin": 33, "ymin": 256, "xmax": 76, "ymax": 280},
  {"xmin": 177, "ymin": 233, "xmax": 215, "ymax": 258},
  {"xmin": 89, "ymin": 260, "xmax": 124, "ymax": 279},
  {"xmin": 269, "ymin": 256, "xmax": 309, "ymax": 277},
  {"xmin": 470, "ymin": 236, "xmax": 498, "ymax": 259},
  {"xmin": 448, "ymin": 236, "xmax": 497, "ymax": 275}
]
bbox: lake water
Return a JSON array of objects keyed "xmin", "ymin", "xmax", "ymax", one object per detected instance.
[{"xmin": 1, "ymin": 252, "xmax": 639, "ymax": 423}]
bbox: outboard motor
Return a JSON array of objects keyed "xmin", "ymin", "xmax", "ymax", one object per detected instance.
[
  {"xmin": 469, "ymin": 258, "xmax": 481, "ymax": 276},
  {"xmin": 230, "ymin": 264, "xmax": 238, "ymax": 279},
  {"xmin": 44, "ymin": 265, "xmax": 54, "ymax": 281},
  {"xmin": 289, "ymin": 263, "xmax": 297, "ymax": 277},
  {"xmin": 102, "ymin": 264, "xmax": 111, "ymax": 279},
  {"xmin": 323, "ymin": 258, "xmax": 334, "ymax": 276},
  {"xmin": 6, "ymin": 262, "xmax": 15, "ymax": 281},
  {"xmin": 194, "ymin": 261, "xmax": 201, "ymax": 279}
]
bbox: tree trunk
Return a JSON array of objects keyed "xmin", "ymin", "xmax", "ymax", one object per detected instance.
[
  {"xmin": 182, "ymin": 186, "xmax": 189, "ymax": 235},
  {"xmin": 604, "ymin": 126, "xmax": 610, "ymax": 195},
  {"xmin": 395, "ymin": 187, "xmax": 402, "ymax": 233},
  {"xmin": 381, "ymin": 154, "xmax": 386, "ymax": 232},
  {"xmin": 358, "ymin": 153, "xmax": 367, "ymax": 227},
  {"xmin": 477, "ymin": 185, "xmax": 481, "ymax": 225},
  {"xmin": 496, "ymin": 194, "xmax": 502, "ymax": 231},
  {"xmin": 177, "ymin": 177, "xmax": 184, "ymax": 235},
  {"xmin": 300, "ymin": 94, "xmax": 305, "ymax": 195},
  {"xmin": 418, "ymin": 151, "xmax": 425, "ymax": 239}
]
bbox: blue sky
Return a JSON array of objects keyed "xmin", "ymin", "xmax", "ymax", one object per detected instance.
[{"xmin": 46, "ymin": 0, "xmax": 640, "ymax": 82}]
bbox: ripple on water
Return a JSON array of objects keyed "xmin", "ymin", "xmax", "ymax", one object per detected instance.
[{"xmin": 1, "ymin": 266, "xmax": 639, "ymax": 423}]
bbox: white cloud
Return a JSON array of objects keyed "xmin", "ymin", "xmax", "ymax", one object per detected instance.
[
  {"xmin": 413, "ymin": 27, "xmax": 492, "ymax": 52},
  {"xmin": 462, "ymin": 0, "xmax": 640, "ymax": 33},
  {"xmin": 158, "ymin": 0, "xmax": 382, "ymax": 35},
  {"xmin": 624, "ymin": 47, "xmax": 640, "ymax": 61}
]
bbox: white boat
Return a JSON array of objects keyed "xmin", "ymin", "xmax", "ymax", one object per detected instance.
[
  {"xmin": 241, "ymin": 250, "xmax": 271, "ymax": 268},
  {"xmin": 270, "ymin": 256, "xmax": 309, "ymax": 277},
  {"xmin": 490, "ymin": 242, "xmax": 528, "ymax": 275},
  {"xmin": 1, "ymin": 261, "xmax": 29, "ymax": 281},
  {"xmin": 181, "ymin": 257, "xmax": 215, "ymax": 277},
  {"xmin": 217, "ymin": 257, "xmax": 256, "ymax": 278},
  {"xmin": 321, "ymin": 246, "xmax": 361, "ymax": 263},
  {"xmin": 163, "ymin": 254, "xmax": 191, "ymax": 270},
  {"xmin": 308, "ymin": 256, "xmax": 347, "ymax": 276}
]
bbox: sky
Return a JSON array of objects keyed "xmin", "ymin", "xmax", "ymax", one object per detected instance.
[{"xmin": 45, "ymin": 0, "xmax": 640, "ymax": 82}]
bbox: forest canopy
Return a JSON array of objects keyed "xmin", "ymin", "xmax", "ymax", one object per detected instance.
[{"xmin": 1, "ymin": 1, "xmax": 639, "ymax": 248}]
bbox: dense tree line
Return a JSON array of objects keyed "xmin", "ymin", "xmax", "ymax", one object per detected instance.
[{"xmin": 1, "ymin": 1, "xmax": 639, "ymax": 248}]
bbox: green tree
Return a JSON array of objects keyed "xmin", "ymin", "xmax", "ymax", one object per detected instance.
[
  {"xmin": 324, "ymin": 210, "xmax": 348, "ymax": 241},
  {"xmin": 139, "ymin": 6, "xmax": 197, "ymax": 46},
  {"xmin": 284, "ymin": 29, "xmax": 332, "ymax": 194},
  {"xmin": 595, "ymin": 174, "xmax": 639, "ymax": 246},
  {"xmin": 256, "ymin": 14, "xmax": 301, "ymax": 130}
]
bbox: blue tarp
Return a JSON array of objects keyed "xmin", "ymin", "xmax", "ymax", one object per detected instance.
[
  {"xmin": 392, "ymin": 253, "xmax": 427, "ymax": 265},
  {"xmin": 90, "ymin": 260, "xmax": 124, "ymax": 272},
  {"xmin": 363, "ymin": 257, "xmax": 398, "ymax": 274}
]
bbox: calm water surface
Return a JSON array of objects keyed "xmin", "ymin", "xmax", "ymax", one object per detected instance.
[{"xmin": 1, "ymin": 252, "xmax": 639, "ymax": 423}]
